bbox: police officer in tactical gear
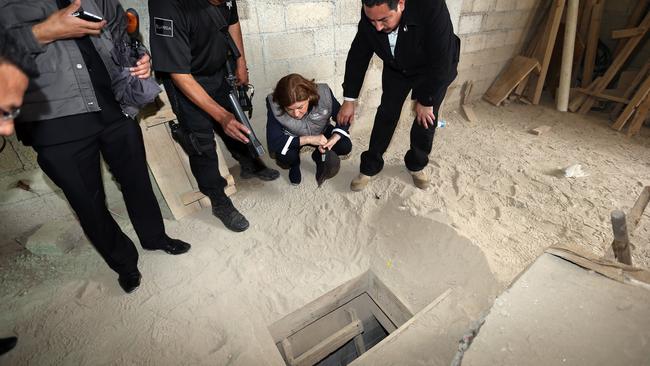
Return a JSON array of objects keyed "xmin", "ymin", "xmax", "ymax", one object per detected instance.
[{"xmin": 149, "ymin": 0, "xmax": 279, "ymax": 232}]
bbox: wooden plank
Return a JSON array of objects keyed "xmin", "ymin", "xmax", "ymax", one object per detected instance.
[
  {"xmin": 144, "ymin": 108, "xmax": 176, "ymax": 128},
  {"xmin": 347, "ymin": 309, "xmax": 366, "ymax": 357},
  {"xmin": 141, "ymin": 93, "xmax": 178, "ymax": 128},
  {"xmin": 612, "ymin": 74, "xmax": 650, "ymax": 130},
  {"xmin": 579, "ymin": 12, "xmax": 650, "ymax": 114},
  {"xmin": 462, "ymin": 105, "xmax": 478, "ymax": 123},
  {"xmin": 268, "ymin": 271, "xmax": 370, "ymax": 344},
  {"xmin": 368, "ymin": 273, "xmax": 413, "ymax": 328},
  {"xmin": 461, "ymin": 82, "xmax": 478, "ymax": 122},
  {"xmin": 140, "ymin": 122, "xmax": 203, "ymax": 219},
  {"xmin": 518, "ymin": 3, "xmax": 549, "ymax": 91},
  {"xmin": 530, "ymin": 125, "xmax": 552, "ymax": 135},
  {"xmin": 525, "ymin": 0, "xmax": 567, "ymax": 104},
  {"xmin": 591, "ymin": 93, "xmax": 629, "ymax": 104},
  {"xmin": 141, "ymin": 90, "xmax": 236, "ymax": 216},
  {"xmin": 569, "ymin": 76, "xmax": 602, "ymax": 112},
  {"xmin": 626, "ymin": 93, "xmax": 650, "ymax": 137},
  {"xmin": 281, "ymin": 338, "xmax": 296, "ymax": 365},
  {"xmin": 514, "ymin": 75, "xmax": 530, "ymax": 96},
  {"xmin": 611, "ymin": 210, "xmax": 632, "ymax": 265},
  {"xmin": 612, "ymin": 64, "xmax": 650, "ymax": 118},
  {"xmin": 611, "ymin": 70, "xmax": 642, "ymax": 97},
  {"xmin": 572, "ymin": 33, "xmax": 587, "ymax": 84},
  {"xmin": 613, "ymin": 0, "xmax": 650, "ymax": 57},
  {"xmin": 181, "ymin": 179, "xmax": 236, "ymax": 206},
  {"xmin": 519, "ymin": 96, "xmax": 533, "ymax": 105},
  {"xmin": 522, "ymin": 1, "xmax": 553, "ymax": 58},
  {"xmin": 578, "ymin": 0, "xmax": 595, "ymax": 42},
  {"xmin": 572, "ymin": 88, "xmax": 630, "ymax": 104},
  {"xmin": 582, "ymin": 0, "xmax": 605, "ymax": 87},
  {"xmin": 612, "ymin": 27, "xmax": 647, "ymax": 39},
  {"xmin": 549, "ymin": 22, "xmax": 586, "ymax": 99},
  {"xmin": 628, "ymin": 187, "xmax": 650, "ymax": 231},
  {"xmin": 181, "ymin": 190, "xmax": 206, "ymax": 206},
  {"xmin": 292, "ymin": 320, "xmax": 363, "ymax": 366},
  {"xmin": 364, "ymin": 294, "xmax": 397, "ymax": 333},
  {"xmin": 461, "ymin": 81, "xmax": 473, "ymax": 105},
  {"xmin": 483, "ymin": 56, "xmax": 541, "ymax": 106},
  {"xmin": 352, "ymin": 289, "xmax": 454, "ymax": 365}
]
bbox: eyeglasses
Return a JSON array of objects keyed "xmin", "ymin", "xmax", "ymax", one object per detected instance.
[{"xmin": 1, "ymin": 107, "xmax": 20, "ymax": 121}]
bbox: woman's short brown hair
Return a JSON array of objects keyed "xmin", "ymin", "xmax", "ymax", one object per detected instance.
[{"xmin": 272, "ymin": 74, "xmax": 320, "ymax": 113}]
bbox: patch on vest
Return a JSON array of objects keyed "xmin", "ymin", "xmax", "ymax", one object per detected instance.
[{"xmin": 154, "ymin": 17, "xmax": 174, "ymax": 37}]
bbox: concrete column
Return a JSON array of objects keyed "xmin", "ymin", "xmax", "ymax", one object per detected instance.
[{"xmin": 557, "ymin": 0, "xmax": 579, "ymax": 112}]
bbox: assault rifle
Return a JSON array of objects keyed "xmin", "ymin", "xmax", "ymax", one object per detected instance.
[{"xmin": 223, "ymin": 34, "xmax": 265, "ymax": 158}]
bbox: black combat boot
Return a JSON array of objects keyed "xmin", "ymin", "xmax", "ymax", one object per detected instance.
[
  {"xmin": 211, "ymin": 196, "xmax": 249, "ymax": 232},
  {"xmin": 240, "ymin": 157, "xmax": 280, "ymax": 181}
]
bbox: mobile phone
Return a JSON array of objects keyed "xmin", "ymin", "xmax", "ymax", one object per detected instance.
[{"xmin": 72, "ymin": 8, "xmax": 103, "ymax": 22}]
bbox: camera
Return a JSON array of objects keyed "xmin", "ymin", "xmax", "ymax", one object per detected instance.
[{"xmin": 72, "ymin": 8, "xmax": 103, "ymax": 23}]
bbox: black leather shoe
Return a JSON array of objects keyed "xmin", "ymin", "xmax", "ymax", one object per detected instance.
[
  {"xmin": 118, "ymin": 270, "xmax": 142, "ymax": 294},
  {"xmin": 0, "ymin": 337, "xmax": 17, "ymax": 356},
  {"xmin": 143, "ymin": 238, "xmax": 191, "ymax": 255},
  {"xmin": 212, "ymin": 199, "xmax": 249, "ymax": 232},
  {"xmin": 240, "ymin": 159, "xmax": 280, "ymax": 181}
]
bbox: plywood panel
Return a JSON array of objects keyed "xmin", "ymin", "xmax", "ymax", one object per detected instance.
[{"xmin": 484, "ymin": 56, "xmax": 540, "ymax": 106}]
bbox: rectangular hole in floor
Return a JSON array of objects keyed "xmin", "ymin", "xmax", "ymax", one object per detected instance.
[{"xmin": 268, "ymin": 270, "xmax": 413, "ymax": 366}]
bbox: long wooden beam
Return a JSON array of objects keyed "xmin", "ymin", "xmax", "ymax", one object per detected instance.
[
  {"xmin": 525, "ymin": 0, "xmax": 567, "ymax": 104},
  {"xmin": 578, "ymin": 11, "xmax": 650, "ymax": 114},
  {"xmin": 611, "ymin": 63, "xmax": 650, "ymax": 118},
  {"xmin": 612, "ymin": 74, "xmax": 650, "ymax": 130},
  {"xmin": 582, "ymin": 0, "xmax": 605, "ymax": 87}
]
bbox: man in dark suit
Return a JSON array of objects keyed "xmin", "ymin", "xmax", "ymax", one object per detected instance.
[{"xmin": 338, "ymin": 0, "xmax": 460, "ymax": 191}]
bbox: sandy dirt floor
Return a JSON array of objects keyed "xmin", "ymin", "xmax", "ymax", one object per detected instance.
[{"xmin": 0, "ymin": 100, "xmax": 649, "ymax": 365}]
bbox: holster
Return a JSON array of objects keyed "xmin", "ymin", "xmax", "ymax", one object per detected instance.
[{"xmin": 169, "ymin": 120, "xmax": 214, "ymax": 156}]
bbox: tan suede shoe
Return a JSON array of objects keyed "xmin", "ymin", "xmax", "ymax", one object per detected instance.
[
  {"xmin": 350, "ymin": 173, "xmax": 371, "ymax": 192},
  {"xmin": 410, "ymin": 170, "xmax": 430, "ymax": 190}
]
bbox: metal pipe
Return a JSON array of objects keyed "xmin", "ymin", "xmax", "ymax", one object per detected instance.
[{"xmin": 558, "ymin": 0, "xmax": 580, "ymax": 111}]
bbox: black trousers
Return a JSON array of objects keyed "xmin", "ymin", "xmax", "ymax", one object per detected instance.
[
  {"xmin": 164, "ymin": 75, "xmax": 259, "ymax": 200},
  {"xmin": 360, "ymin": 66, "xmax": 457, "ymax": 176},
  {"xmin": 34, "ymin": 117, "xmax": 167, "ymax": 275},
  {"xmin": 276, "ymin": 125, "xmax": 352, "ymax": 168}
]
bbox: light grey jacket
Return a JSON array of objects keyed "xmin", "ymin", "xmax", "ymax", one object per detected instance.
[{"xmin": 0, "ymin": 0, "xmax": 155, "ymax": 122}]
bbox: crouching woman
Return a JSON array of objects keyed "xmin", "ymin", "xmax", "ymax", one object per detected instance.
[{"xmin": 266, "ymin": 74, "xmax": 352, "ymax": 185}]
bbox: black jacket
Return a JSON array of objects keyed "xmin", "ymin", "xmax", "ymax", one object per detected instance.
[{"xmin": 342, "ymin": 0, "xmax": 460, "ymax": 106}]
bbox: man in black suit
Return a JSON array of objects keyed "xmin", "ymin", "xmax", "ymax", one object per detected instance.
[{"xmin": 338, "ymin": 0, "xmax": 460, "ymax": 191}]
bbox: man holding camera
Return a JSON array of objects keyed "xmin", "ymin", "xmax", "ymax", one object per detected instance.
[
  {"xmin": 0, "ymin": 0, "xmax": 192, "ymax": 294},
  {"xmin": 338, "ymin": 0, "xmax": 460, "ymax": 191},
  {"xmin": 149, "ymin": 0, "xmax": 279, "ymax": 233}
]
